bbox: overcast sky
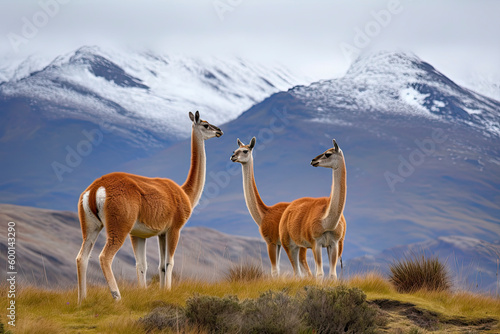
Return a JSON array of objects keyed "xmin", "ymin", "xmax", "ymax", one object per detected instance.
[{"xmin": 1, "ymin": 0, "xmax": 499, "ymax": 86}]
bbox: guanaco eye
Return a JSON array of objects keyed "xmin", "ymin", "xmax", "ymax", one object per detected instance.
[
  {"xmin": 243, "ymin": 150, "xmax": 249, "ymax": 154},
  {"xmin": 325, "ymin": 153, "xmax": 332, "ymax": 158},
  {"xmin": 203, "ymin": 124, "xmax": 209, "ymax": 129}
]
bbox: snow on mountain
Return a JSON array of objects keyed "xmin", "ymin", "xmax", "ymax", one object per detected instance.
[
  {"xmin": 0, "ymin": 46, "xmax": 309, "ymax": 142},
  {"xmin": 291, "ymin": 52, "xmax": 500, "ymax": 138},
  {"xmin": 462, "ymin": 73, "xmax": 500, "ymax": 103},
  {"xmin": 0, "ymin": 54, "xmax": 53, "ymax": 84}
]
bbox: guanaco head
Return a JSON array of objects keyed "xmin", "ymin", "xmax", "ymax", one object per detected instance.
[
  {"xmin": 230, "ymin": 137, "xmax": 256, "ymax": 164},
  {"xmin": 189, "ymin": 111, "xmax": 223, "ymax": 139},
  {"xmin": 311, "ymin": 139, "xmax": 344, "ymax": 169}
]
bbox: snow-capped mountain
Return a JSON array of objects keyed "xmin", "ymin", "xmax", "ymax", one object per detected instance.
[
  {"xmin": 291, "ymin": 52, "xmax": 500, "ymax": 138},
  {"xmin": 0, "ymin": 46, "xmax": 309, "ymax": 210},
  {"xmin": 0, "ymin": 46, "xmax": 309, "ymax": 144},
  {"xmin": 123, "ymin": 52, "xmax": 500, "ymax": 270}
]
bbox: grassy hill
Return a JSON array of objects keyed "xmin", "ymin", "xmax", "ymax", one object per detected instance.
[
  {"xmin": 0, "ymin": 204, "xmax": 498, "ymax": 333},
  {"xmin": 1, "ymin": 273, "xmax": 498, "ymax": 333}
]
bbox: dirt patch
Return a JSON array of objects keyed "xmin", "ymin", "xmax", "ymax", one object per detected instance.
[
  {"xmin": 371, "ymin": 299, "xmax": 416, "ymax": 310},
  {"xmin": 371, "ymin": 299, "xmax": 439, "ymax": 330},
  {"xmin": 401, "ymin": 306, "xmax": 440, "ymax": 330},
  {"xmin": 371, "ymin": 299, "xmax": 498, "ymax": 332},
  {"xmin": 440, "ymin": 315, "xmax": 498, "ymax": 332}
]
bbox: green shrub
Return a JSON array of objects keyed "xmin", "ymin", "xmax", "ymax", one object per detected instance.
[
  {"xmin": 389, "ymin": 252, "xmax": 451, "ymax": 293},
  {"xmin": 185, "ymin": 295, "xmax": 241, "ymax": 333},
  {"xmin": 301, "ymin": 286, "xmax": 379, "ymax": 334},
  {"xmin": 239, "ymin": 290, "xmax": 303, "ymax": 334},
  {"xmin": 225, "ymin": 262, "xmax": 264, "ymax": 282},
  {"xmin": 138, "ymin": 304, "xmax": 185, "ymax": 333},
  {"xmin": 138, "ymin": 287, "xmax": 385, "ymax": 333}
]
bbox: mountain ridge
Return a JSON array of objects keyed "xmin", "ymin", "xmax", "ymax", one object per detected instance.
[
  {"xmin": 290, "ymin": 51, "xmax": 500, "ymax": 138},
  {"xmin": 0, "ymin": 45, "xmax": 309, "ymax": 143}
]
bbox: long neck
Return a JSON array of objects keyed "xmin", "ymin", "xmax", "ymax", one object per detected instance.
[
  {"xmin": 241, "ymin": 159, "xmax": 268, "ymax": 226},
  {"xmin": 182, "ymin": 129, "xmax": 206, "ymax": 208},
  {"xmin": 322, "ymin": 159, "xmax": 347, "ymax": 230}
]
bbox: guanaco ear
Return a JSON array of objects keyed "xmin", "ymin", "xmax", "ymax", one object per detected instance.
[
  {"xmin": 249, "ymin": 137, "xmax": 256, "ymax": 149},
  {"xmin": 333, "ymin": 139, "xmax": 339, "ymax": 152},
  {"xmin": 237, "ymin": 138, "xmax": 244, "ymax": 147},
  {"xmin": 189, "ymin": 112, "xmax": 195, "ymax": 122},
  {"xmin": 194, "ymin": 111, "xmax": 201, "ymax": 124}
]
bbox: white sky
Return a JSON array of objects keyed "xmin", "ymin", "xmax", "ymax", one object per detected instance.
[{"xmin": 1, "ymin": 0, "xmax": 499, "ymax": 86}]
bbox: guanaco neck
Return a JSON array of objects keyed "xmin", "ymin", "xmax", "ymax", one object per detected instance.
[
  {"xmin": 321, "ymin": 158, "xmax": 347, "ymax": 230},
  {"xmin": 182, "ymin": 128, "xmax": 206, "ymax": 208},
  {"xmin": 241, "ymin": 157, "xmax": 268, "ymax": 226}
]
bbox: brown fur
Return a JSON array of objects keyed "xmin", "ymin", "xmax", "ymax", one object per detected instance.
[
  {"xmin": 84, "ymin": 172, "xmax": 193, "ymax": 232},
  {"xmin": 280, "ymin": 197, "xmax": 346, "ymax": 257},
  {"xmin": 76, "ymin": 111, "xmax": 222, "ymax": 303},
  {"xmin": 232, "ymin": 139, "xmax": 310, "ymax": 276},
  {"xmin": 259, "ymin": 202, "xmax": 311, "ymax": 276},
  {"xmin": 279, "ymin": 143, "xmax": 347, "ymax": 278},
  {"xmin": 181, "ymin": 131, "xmax": 204, "ymax": 205}
]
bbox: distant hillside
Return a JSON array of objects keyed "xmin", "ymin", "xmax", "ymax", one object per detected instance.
[
  {"xmin": 1, "ymin": 204, "xmax": 498, "ymax": 294},
  {"xmin": 0, "ymin": 204, "xmax": 272, "ymax": 287}
]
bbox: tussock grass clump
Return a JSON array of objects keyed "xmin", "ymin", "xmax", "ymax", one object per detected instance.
[
  {"xmin": 301, "ymin": 285, "xmax": 379, "ymax": 334},
  {"xmin": 389, "ymin": 253, "xmax": 451, "ymax": 293},
  {"xmin": 225, "ymin": 262, "xmax": 264, "ymax": 282}
]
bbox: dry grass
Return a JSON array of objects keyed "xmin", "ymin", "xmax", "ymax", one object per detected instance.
[
  {"xmin": 224, "ymin": 262, "xmax": 265, "ymax": 282},
  {"xmin": 411, "ymin": 289, "xmax": 500, "ymax": 321},
  {"xmin": 0, "ymin": 273, "xmax": 498, "ymax": 333},
  {"xmin": 347, "ymin": 271, "xmax": 395, "ymax": 295}
]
